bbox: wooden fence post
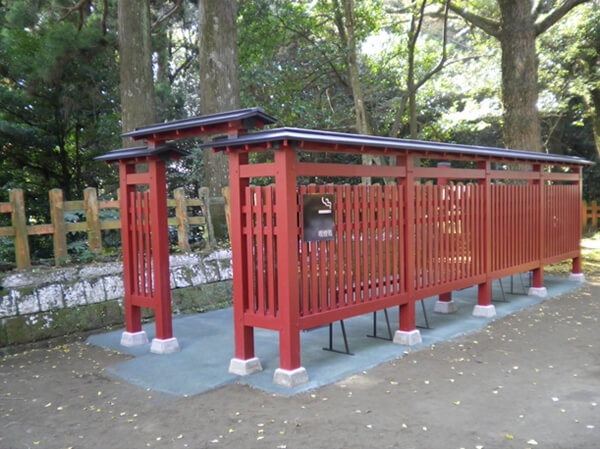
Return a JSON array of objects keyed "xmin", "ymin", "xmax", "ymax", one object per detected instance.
[
  {"xmin": 49, "ymin": 188, "xmax": 67, "ymax": 265},
  {"xmin": 199, "ymin": 187, "xmax": 217, "ymax": 249},
  {"xmin": 174, "ymin": 187, "xmax": 191, "ymax": 253},
  {"xmin": 84, "ymin": 187, "xmax": 102, "ymax": 253},
  {"xmin": 9, "ymin": 189, "xmax": 31, "ymax": 269}
]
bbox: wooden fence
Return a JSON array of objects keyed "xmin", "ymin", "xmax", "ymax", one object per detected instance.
[
  {"xmin": 582, "ymin": 200, "xmax": 600, "ymax": 231},
  {"xmin": 0, "ymin": 187, "xmax": 216, "ymax": 269}
]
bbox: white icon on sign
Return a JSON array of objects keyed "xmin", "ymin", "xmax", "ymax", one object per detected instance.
[{"xmin": 318, "ymin": 196, "xmax": 333, "ymax": 214}]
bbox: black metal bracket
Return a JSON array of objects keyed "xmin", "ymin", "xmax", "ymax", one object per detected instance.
[
  {"xmin": 416, "ymin": 300, "xmax": 431, "ymax": 329},
  {"xmin": 366, "ymin": 309, "xmax": 393, "ymax": 341},
  {"xmin": 323, "ymin": 320, "xmax": 354, "ymax": 355}
]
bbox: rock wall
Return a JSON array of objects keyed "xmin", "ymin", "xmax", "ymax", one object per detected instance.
[{"xmin": 0, "ymin": 250, "xmax": 233, "ymax": 348}]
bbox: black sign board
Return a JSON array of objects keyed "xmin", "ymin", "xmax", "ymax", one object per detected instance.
[{"xmin": 302, "ymin": 194, "xmax": 335, "ymax": 242}]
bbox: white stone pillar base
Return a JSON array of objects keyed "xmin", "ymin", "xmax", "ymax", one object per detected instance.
[
  {"xmin": 569, "ymin": 272, "xmax": 585, "ymax": 282},
  {"xmin": 229, "ymin": 357, "xmax": 263, "ymax": 376},
  {"xmin": 472, "ymin": 304, "xmax": 496, "ymax": 318},
  {"xmin": 120, "ymin": 331, "xmax": 149, "ymax": 347},
  {"xmin": 273, "ymin": 367, "xmax": 309, "ymax": 387},
  {"xmin": 434, "ymin": 300, "xmax": 457, "ymax": 314},
  {"xmin": 528, "ymin": 287, "xmax": 548, "ymax": 298},
  {"xmin": 150, "ymin": 337, "xmax": 180, "ymax": 354},
  {"xmin": 393, "ymin": 329, "xmax": 422, "ymax": 346}
]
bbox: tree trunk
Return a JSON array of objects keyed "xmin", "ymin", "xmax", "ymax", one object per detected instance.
[
  {"xmin": 198, "ymin": 0, "xmax": 240, "ymax": 238},
  {"xmin": 588, "ymin": 88, "xmax": 600, "ymax": 159},
  {"xmin": 341, "ymin": 0, "xmax": 372, "ymax": 136},
  {"xmin": 118, "ymin": 0, "xmax": 156, "ymax": 148},
  {"xmin": 498, "ymin": 0, "xmax": 542, "ymax": 152}
]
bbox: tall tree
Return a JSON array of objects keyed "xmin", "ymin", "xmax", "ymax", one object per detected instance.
[
  {"xmin": 198, "ymin": 0, "xmax": 240, "ymax": 235},
  {"xmin": 118, "ymin": 0, "xmax": 156, "ymax": 147},
  {"xmin": 0, "ymin": 0, "xmax": 119, "ymax": 200},
  {"xmin": 388, "ymin": 0, "xmax": 450, "ymax": 139},
  {"xmin": 448, "ymin": 0, "xmax": 590, "ymax": 152}
]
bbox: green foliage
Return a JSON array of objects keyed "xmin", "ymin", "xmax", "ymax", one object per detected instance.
[{"xmin": 0, "ymin": 0, "xmax": 121, "ymax": 212}]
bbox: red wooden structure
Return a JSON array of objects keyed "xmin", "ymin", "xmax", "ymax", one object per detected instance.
[
  {"xmin": 203, "ymin": 126, "xmax": 591, "ymax": 387},
  {"xmin": 96, "ymin": 108, "xmax": 276, "ymax": 353}
]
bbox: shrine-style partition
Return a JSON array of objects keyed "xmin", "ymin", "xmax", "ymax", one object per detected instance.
[
  {"xmin": 95, "ymin": 108, "xmax": 277, "ymax": 354},
  {"xmin": 204, "ymin": 127, "xmax": 591, "ymax": 387}
]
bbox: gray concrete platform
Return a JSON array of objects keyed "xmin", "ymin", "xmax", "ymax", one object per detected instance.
[{"xmin": 88, "ymin": 275, "xmax": 583, "ymax": 397}]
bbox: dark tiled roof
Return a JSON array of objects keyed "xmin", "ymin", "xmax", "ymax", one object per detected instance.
[
  {"xmin": 202, "ymin": 127, "xmax": 593, "ymax": 166},
  {"xmin": 121, "ymin": 107, "xmax": 277, "ymax": 139},
  {"xmin": 94, "ymin": 144, "xmax": 189, "ymax": 162}
]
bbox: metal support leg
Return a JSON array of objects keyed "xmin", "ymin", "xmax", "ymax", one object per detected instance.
[
  {"xmin": 416, "ymin": 300, "xmax": 431, "ymax": 330},
  {"xmin": 493, "ymin": 278, "xmax": 508, "ymax": 302},
  {"xmin": 323, "ymin": 320, "xmax": 353, "ymax": 355},
  {"xmin": 367, "ymin": 309, "xmax": 393, "ymax": 341}
]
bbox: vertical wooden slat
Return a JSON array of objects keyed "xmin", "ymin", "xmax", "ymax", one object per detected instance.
[
  {"xmin": 136, "ymin": 192, "xmax": 146, "ymax": 296},
  {"xmin": 327, "ymin": 184, "xmax": 337, "ymax": 309},
  {"xmin": 265, "ymin": 186, "xmax": 276, "ymax": 316},
  {"xmin": 337, "ymin": 185, "xmax": 345, "ymax": 307},
  {"xmin": 49, "ymin": 189, "xmax": 67, "ymax": 266},
  {"xmin": 344, "ymin": 185, "xmax": 354, "ymax": 302},
  {"xmin": 398, "ymin": 184, "xmax": 405, "ymax": 292},
  {"xmin": 376, "ymin": 184, "xmax": 384, "ymax": 297},
  {"xmin": 255, "ymin": 187, "xmax": 266, "ymax": 316},
  {"xmin": 441, "ymin": 185, "xmax": 448, "ymax": 283},
  {"xmin": 245, "ymin": 187, "xmax": 256, "ymax": 312},
  {"xmin": 353, "ymin": 185, "xmax": 362, "ymax": 301},
  {"xmin": 426, "ymin": 183, "xmax": 433, "ymax": 287},
  {"xmin": 460, "ymin": 183, "xmax": 466, "ymax": 279},
  {"xmin": 143, "ymin": 191, "xmax": 153, "ymax": 296},
  {"xmin": 414, "ymin": 184, "xmax": 421, "ymax": 289},
  {"xmin": 433, "ymin": 185, "xmax": 440, "ymax": 285},
  {"xmin": 9, "ymin": 189, "xmax": 31, "ymax": 269},
  {"xmin": 361, "ymin": 185, "xmax": 370, "ymax": 299},
  {"xmin": 450, "ymin": 184, "xmax": 456, "ymax": 281},
  {"xmin": 299, "ymin": 186, "xmax": 309, "ymax": 315},
  {"xmin": 84, "ymin": 187, "xmax": 102, "ymax": 254},
  {"xmin": 369, "ymin": 185, "xmax": 377, "ymax": 296},
  {"xmin": 129, "ymin": 191, "xmax": 139, "ymax": 296},
  {"xmin": 318, "ymin": 187, "xmax": 328, "ymax": 310},
  {"xmin": 308, "ymin": 185, "xmax": 320, "ymax": 311},
  {"xmin": 392, "ymin": 185, "xmax": 399, "ymax": 294},
  {"xmin": 174, "ymin": 187, "xmax": 191, "ymax": 253},
  {"xmin": 384, "ymin": 185, "xmax": 392, "ymax": 296}
]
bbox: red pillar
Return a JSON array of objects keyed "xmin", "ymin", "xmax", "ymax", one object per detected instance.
[
  {"xmin": 274, "ymin": 144, "xmax": 302, "ymax": 371},
  {"xmin": 571, "ymin": 166, "xmax": 584, "ymax": 278},
  {"xmin": 473, "ymin": 159, "xmax": 495, "ymax": 317},
  {"xmin": 120, "ymin": 162, "xmax": 142, "ymax": 334},
  {"xmin": 393, "ymin": 154, "xmax": 422, "ymax": 345},
  {"xmin": 147, "ymin": 157, "xmax": 173, "ymax": 341},
  {"xmin": 529, "ymin": 164, "xmax": 547, "ymax": 294},
  {"xmin": 229, "ymin": 151, "xmax": 255, "ymax": 361},
  {"xmin": 399, "ymin": 155, "xmax": 416, "ymax": 332}
]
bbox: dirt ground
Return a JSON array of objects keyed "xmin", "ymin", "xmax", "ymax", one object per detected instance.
[{"xmin": 1, "ymin": 274, "xmax": 598, "ymax": 449}]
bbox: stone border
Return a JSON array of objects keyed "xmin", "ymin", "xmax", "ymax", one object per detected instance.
[{"xmin": 0, "ymin": 250, "xmax": 233, "ymax": 347}]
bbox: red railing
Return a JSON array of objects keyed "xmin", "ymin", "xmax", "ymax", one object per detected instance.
[{"xmin": 239, "ymin": 180, "xmax": 580, "ymax": 333}]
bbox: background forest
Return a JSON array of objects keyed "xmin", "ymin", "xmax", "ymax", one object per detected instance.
[{"xmin": 1, "ymin": 0, "xmax": 599, "ymax": 264}]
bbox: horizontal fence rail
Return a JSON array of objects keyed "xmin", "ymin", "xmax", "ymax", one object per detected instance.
[{"xmin": 0, "ymin": 187, "xmax": 216, "ymax": 269}]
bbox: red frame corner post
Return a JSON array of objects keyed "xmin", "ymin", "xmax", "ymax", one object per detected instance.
[
  {"xmin": 394, "ymin": 155, "xmax": 422, "ymax": 346},
  {"xmin": 272, "ymin": 144, "xmax": 308, "ymax": 387},
  {"xmin": 473, "ymin": 159, "xmax": 496, "ymax": 318},
  {"xmin": 227, "ymin": 150, "xmax": 263, "ymax": 376},
  {"xmin": 570, "ymin": 166, "xmax": 585, "ymax": 282},
  {"xmin": 528, "ymin": 164, "xmax": 548, "ymax": 298}
]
